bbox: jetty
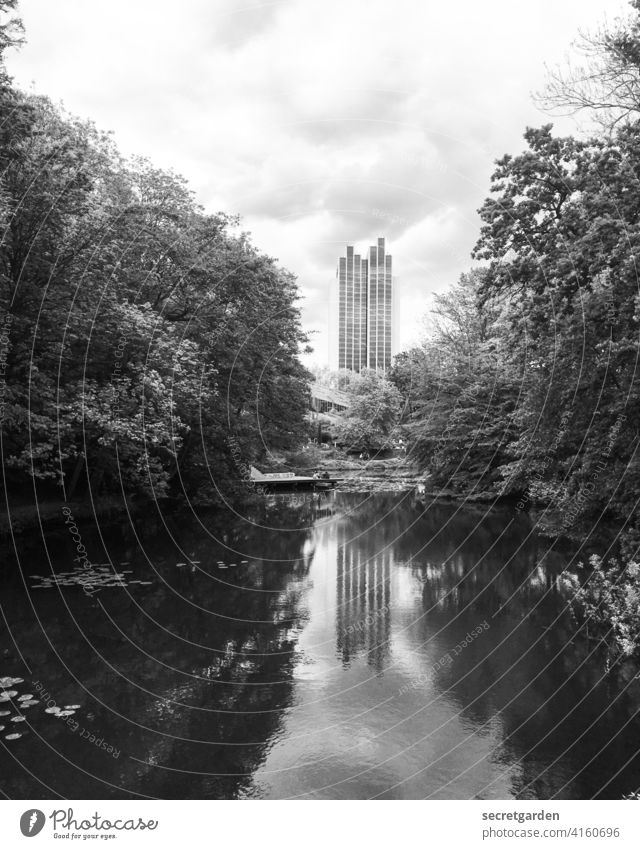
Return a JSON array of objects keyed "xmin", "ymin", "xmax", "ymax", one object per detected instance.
[{"xmin": 249, "ymin": 466, "xmax": 340, "ymax": 491}]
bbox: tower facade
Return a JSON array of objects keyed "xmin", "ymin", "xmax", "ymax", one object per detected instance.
[
  {"xmin": 335, "ymin": 237, "xmax": 393, "ymax": 372},
  {"xmin": 337, "ymin": 245, "xmax": 368, "ymax": 372}
]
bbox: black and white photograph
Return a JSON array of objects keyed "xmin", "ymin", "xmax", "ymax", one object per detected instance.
[{"xmin": 2, "ymin": 0, "xmax": 640, "ymax": 840}]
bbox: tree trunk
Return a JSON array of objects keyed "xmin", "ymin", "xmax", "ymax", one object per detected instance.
[{"xmin": 66, "ymin": 454, "xmax": 85, "ymax": 501}]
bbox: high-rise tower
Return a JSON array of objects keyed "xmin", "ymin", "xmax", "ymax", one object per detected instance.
[
  {"xmin": 366, "ymin": 237, "xmax": 393, "ymax": 371},
  {"xmin": 334, "ymin": 236, "xmax": 393, "ymax": 372},
  {"xmin": 337, "ymin": 245, "xmax": 368, "ymax": 371}
]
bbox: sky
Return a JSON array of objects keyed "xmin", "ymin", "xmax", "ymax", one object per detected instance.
[{"xmin": 5, "ymin": 0, "xmax": 631, "ymax": 365}]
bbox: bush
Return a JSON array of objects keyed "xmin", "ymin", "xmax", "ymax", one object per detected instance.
[{"xmin": 563, "ymin": 556, "xmax": 640, "ymax": 660}]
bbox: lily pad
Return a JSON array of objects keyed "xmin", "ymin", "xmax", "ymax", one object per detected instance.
[
  {"xmin": 10, "ymin": 715, "xmax": 26, "ymax": 723},
  {"xmin": 21, "ymin": 700, "xmax": 39, "ymax": 707},
  {"xmin": 0, "ymin": 677, "xmax": 23, "ymax": 688},
  {"xmin": 0, "ymin": 691, "xmax": 17, "ymax": 702},
  {"xmin": 17, "ymin": 694, "xmax": 33, "ymax": 702},
  {"xmin": 64, "ymin": 705, "xmax": 81, "ymax": 710},
  {"xmin": 45, "ymin": 706, "xmax": 61, "ymax": 714},
  {"xmin": 0, "ymin": 710, "xmax": 10, "ymax": 716},
  {"xmin": 5, "ymin": 732, "xmax": 22, "ymax": 740},
  {"xmin": 57, "ymin": 710, "xmax": 75, "ymax": 717}
]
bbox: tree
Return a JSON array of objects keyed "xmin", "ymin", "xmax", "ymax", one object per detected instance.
[
  {"xmin": 310, "ymin": 365, "xmax": 359, "ymax": 392},
  {"xmin": 0, "ymin": 0, "xmax": 23, "ymax": 60},
  {"xmin": 1, "ymin": 85, "xmax": 311, "ymax": 505},
  {"xmin": 562, "ymin": 556, "xmax": 640, "ymax": 660},
  {"xmin": 404, "ymin": 270, "xmax": 519, "ymax": 495},
  {"xmin": 537, "ymin": 1, "xmax": 640, "ymax": 130},
  {"xmin": 332, "ymin": 369, "xmax": 402, "ymax": 454},
  {"xmin": 473, "ymin": 122, "xmax": 640, "ymax": 525},
  {"xmin": 388, "ymin": 347, "xmax": 429, "ymax": 421}
]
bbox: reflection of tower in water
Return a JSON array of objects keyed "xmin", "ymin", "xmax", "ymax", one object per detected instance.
[{"xmin": 335, "ymin": 526, "xmax": 392, "ymax": 671}]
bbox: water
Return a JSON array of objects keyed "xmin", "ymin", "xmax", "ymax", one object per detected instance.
[{"xmin": 1, "ymin": 490, "xmax": 639, "ymax": 799}]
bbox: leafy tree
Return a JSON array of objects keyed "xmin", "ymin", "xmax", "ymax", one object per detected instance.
[
  {"xmin": 473, "ymin": 123, "xmax": 640, "ymax": 525},
  {"xmin": 0, "ymin": 0, "xmax": 23, "ymax": 59},
  {"xmin": 404, "ymin": 270, "xmax": 519, "ymax": 495},
  {"xmin": 310, "ymin": 365, "xmax": 359, "ymax": 392},
  {"xmin": 388, "ymin": 347, "xmax": 429, "ymax": 421},
  {"xmin": 332, "ymin": 369, "xmax": 402, "ymax": 454},
  {"xmin": 0, "ymin": 82, "xmax": 311, "ymax": 506},
  {"xmin": 562, "ymin": 556, "xmax": 640, "ymax": 661}
]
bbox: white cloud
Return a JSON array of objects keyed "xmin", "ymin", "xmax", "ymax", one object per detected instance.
[{"xmin": 6, "ymin": 0, "xmax": 630, "ymax": 365}]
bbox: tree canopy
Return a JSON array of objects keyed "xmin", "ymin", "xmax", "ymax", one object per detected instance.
[
  {"xmin": 1, "ymin": 69, "xmax": 311, "ymax": 505},
  {"xmin": 332, "ymin": 369, "xmax": 402, "ymax": 454}
]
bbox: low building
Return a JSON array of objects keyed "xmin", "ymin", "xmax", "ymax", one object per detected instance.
[{"xmin": 309, "ymin": 383, "xmax": 350, "ymax": 414}]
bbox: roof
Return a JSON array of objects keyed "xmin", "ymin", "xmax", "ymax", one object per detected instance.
[{"xmin": 310, "ymin": 382, "xmax": 350, "ymax": 407}]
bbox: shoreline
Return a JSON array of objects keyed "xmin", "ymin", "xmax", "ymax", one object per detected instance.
[
  {"xmin": 0, "ymin": 495, "xmax": 140, "ymax": 539},
  {"xmin": 1, "ymin": 461, "xmax": 615, "ymax": 547}
]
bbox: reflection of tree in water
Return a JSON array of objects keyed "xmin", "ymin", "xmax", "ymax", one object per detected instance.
[
  {"xmin": 0, "ymin": 501, "xmax": 318, "ymax": 799},
  {"xmin": 331, "ymin": 492, "xmax": 540, "ymax": 674},
  {"xmin": 492, "ymin": 628, "xmax": 640, "ymax": 800},
  {"xmin": 376, "ymin": 492, "xmax": 640, "ymax": 800},
  {"xmin": 6, "ymin": 492, "xmax": 640, "ymax": 799},
  {"xmin": 391, "ymin": 494, "xmax": 567, "ymax": 621}
]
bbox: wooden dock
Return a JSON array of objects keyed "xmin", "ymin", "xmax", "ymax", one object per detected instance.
[{"xmin": 249, "ymin": 467, "xmax": 341, "ymax": 491}]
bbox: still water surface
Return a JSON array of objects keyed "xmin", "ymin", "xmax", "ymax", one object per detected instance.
[{"xmin": 1, "ymin": 490, "xmax": 640, "ymax": 799}]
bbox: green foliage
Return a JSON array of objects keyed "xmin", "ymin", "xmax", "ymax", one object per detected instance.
[
  {"xmin": 391, "ymin": 6, "xmax": 640, "ymax": 654},
  {"xmin": 310, "ymin": 366, "xmax": 359, "ymax": 392},
  {"xmin": 562, "ymin": 556, "xmax": 640, "ymax": 660},
  {"xmin": 332, "ymin": 369, "xmax": 402, "ymax": 453},
  {"xmin": 0, "ymin": 0, "xmax": 23, "ymax": 60},
  {"xmin": 399, "ymin": 119, "xmax": 640, "ymax": 517},
  {"xmin": 472, "ymin": 122, "xmax": 640, "ymax": 525},
  {"xmin": 388, "ymin": 347, "xmax": 429, "ymax": 421},
  {"xmin": 401, "ymin": 270, "xmax": 519, "ymax": 494},
  {"xmin": 0, "ymin": 85, "xmax": 310, "ymax": 504},
  {"xmin": 398, "ymin": 116, "xmax": 640, "ymax": 522}
]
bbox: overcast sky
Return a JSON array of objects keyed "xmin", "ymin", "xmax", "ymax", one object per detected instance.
[{"xmin": 5, "ymin": 0, "xmax": 630, "ymax": 364}]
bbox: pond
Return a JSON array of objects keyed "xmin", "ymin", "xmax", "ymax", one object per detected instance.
[{"xmin": 1, "ymin": 490, "xmax": 639, "ymax": 799}]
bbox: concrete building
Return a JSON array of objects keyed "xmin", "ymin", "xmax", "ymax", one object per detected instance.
[{"xmin": 332, "ymin": 236, "xmax": 395, "ymax": 373}]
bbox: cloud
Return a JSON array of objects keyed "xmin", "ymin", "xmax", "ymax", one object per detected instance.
[
  {"xmin": 6, "ymin": 0, "xmax": 631, "ymax": 365},
  {"xmin": 205, "ymin": 0, "xmax": 288, "ymax": 48}
]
